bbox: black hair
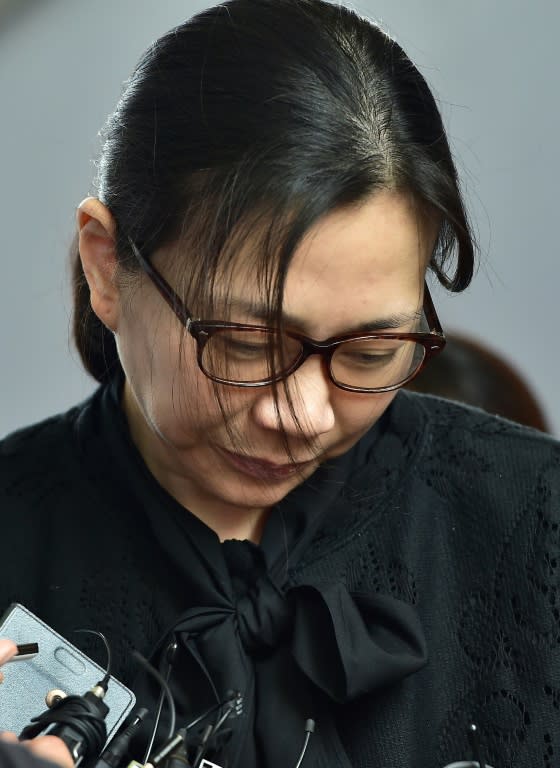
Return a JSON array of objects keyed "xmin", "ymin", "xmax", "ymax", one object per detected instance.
[{"xmin": 72, "ymin": 0, "xmax": 475, "ymax": 383}]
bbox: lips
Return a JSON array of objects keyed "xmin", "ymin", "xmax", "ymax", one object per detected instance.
[{"xmin": 217, "ymin": 447, "xmax": 316, "ymax": 482}]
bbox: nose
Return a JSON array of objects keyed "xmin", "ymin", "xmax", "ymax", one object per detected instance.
[{"xmin": 251, "ymin": 356, "xmax": 336, "ymax": 438}]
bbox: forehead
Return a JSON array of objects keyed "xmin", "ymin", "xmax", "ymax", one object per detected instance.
[
  {"xmin": 225, "ymin": 190, "xmax": 435, "ymax": 334},
  {"xmin": 289, "ymin": 190, "xmax": 433, "ymax": 283}
]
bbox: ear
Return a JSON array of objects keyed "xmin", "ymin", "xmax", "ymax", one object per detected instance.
[{"xmin": 77, "ymin": 197, "xmax": 121, "ymax": 332}]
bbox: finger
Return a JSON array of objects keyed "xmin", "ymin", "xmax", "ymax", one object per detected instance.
[
  {"xmin": 0, "ymin": 732, "xmax": 20, "ymax": 744},
  {"xmin": 0, "ymin": 639, "xmax": 18, "ymax": 664}
]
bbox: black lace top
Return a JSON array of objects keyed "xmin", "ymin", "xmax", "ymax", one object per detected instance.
[{"xmin": 1, "ymin": 382, "xmax": 559, "ymax": 768}]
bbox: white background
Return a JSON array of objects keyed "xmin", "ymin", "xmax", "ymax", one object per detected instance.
[{"xmin": 1, "ymin": 0, "xmax": 558, "ymax": 436}]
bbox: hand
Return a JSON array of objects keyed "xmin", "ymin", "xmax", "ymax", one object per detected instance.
[
  {"xmin": 0, "ymin": 638, "xmax": 74, "ymax": 768},
  {"xmin": 0, "ymin": 638, "xmax": 18, "ymax": 682}
]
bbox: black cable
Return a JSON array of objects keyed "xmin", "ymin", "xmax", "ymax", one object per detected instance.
[
  {"xmin": 75, "ymin": 630, "xmax": 112, "ymax": 692},
  {"xmin": 209, "ymin": 704, "xmax": 234, "ymax": 738},
  {"xmin": 192, "ymin": 724, "xmax": 213, "ymax": 768},
  {"xmin": 467, "ymin": 723, "xmax": 485, "ymax": 768},
  {"xmin": 143, "ymin": 685, "xmax": 167, "ymax": 762},
  {"xmin": 150, "ymin": 730, "xmax": 186, "ymax": 767},
  {"xmin": 161, "ymin": 740, "xmax": 192, "ymax": 768},
  {"xmin": 132, "ymin": 649, "xmax": 177, "ymax": 761},
  {"xmin": 152, "ymin": 692, "xmax": 240, "ymax": 767},
  {"xmin": 141, "ymin": 641, "xmax": 177, "ymax": 762},
  {"xmin": 293, "ymin": 719, "xmax": 315, "ymax": 768},
  {"xmin": 190, "ymin": 702, "xmax": 238, "ymax": 768},
  {"xmin": 94, "ymin": 708, "xmax": 149, "ymax": 768},
  {"xmin": 184, "ymin": 691, "xmax": 239, "ymax": 732},
  {"xmin": 207, "ymin": 690, "xmax": 242, "ymax": 753}
]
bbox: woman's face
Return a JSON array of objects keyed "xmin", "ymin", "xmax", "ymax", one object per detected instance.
[{"xmin": 116, "ymin": 190, "xmax": 435, "ymax": 529}]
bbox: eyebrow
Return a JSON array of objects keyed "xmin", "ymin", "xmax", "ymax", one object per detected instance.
[{"xmin": 220, "ymin": 297, "xmax": 423, "ymax": 334}]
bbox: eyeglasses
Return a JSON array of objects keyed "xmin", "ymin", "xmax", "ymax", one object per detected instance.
[{"xmin": 128, "ymin": 238, "xmax": 446, "ymax": 393}]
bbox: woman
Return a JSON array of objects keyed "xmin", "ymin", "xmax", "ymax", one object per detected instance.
[{"xmin": 1, "ymin": 0, "xmax": 558, "ymax": 766}]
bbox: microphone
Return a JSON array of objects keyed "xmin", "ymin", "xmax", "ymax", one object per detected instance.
[
  {"xmin": 19, "ymin": 630, "xmax": 114, "ymax": 767},
  {"xmin": 19, "ymin": 680, "xmax": 109, "ymax": 766}
]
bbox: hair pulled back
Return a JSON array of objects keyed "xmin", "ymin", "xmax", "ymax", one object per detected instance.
[{"xmin": 72, "ymin": 0, "xmax": 475, "ymax": 383}]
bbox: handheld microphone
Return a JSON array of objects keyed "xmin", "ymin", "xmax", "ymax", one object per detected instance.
[
  {"xmin": 19, "ymin": 681, "xmax": 109, "ymax": 766},
  {"xmin": 19, "ymin": 630, "xmax": 114, "ymax": 767}
]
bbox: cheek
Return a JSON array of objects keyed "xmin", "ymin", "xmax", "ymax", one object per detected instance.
[
  {"xmin": 334, "ymin": 390, "xmax": 397, "ymax": 437},
  {"xmin": 147, "ymin": 359, "xmax": 225, "ymax": 443},
  {"xmin": 129, "ymin": 340, "xmax": 253, "ymax": 448},
  {"xmin": 116, "ymin": 303, "xmax": 178, "ymax": 384},
  {"xmin": 116, "ymin": 315, "xmax": 219, "ymax": 433}
]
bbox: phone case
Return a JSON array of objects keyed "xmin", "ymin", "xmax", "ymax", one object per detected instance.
[{"xmin": 0, "ymin": 603, "xmax": 136, "ymax": 744}]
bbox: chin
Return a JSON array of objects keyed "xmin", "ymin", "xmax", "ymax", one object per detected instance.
[{"xmin": 220, "ymin": 472, "xmax": 312, "ymax": 511}]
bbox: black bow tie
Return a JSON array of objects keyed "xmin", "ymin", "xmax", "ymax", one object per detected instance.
[{"xmin": 161, "ymin": 555, "xmax": 427, "ymax": 768}]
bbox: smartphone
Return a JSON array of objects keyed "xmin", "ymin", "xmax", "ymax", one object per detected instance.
[{"xmin": 0, "ymin": 603, "xmax": 136, "ymax": 745}]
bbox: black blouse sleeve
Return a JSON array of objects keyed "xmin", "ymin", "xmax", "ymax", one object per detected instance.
[{"xmin": 0, "ymin": 743, "xmax": 61, "ymax": 768}]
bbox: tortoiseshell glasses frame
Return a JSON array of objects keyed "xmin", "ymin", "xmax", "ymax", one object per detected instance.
[{"xmin": 128, "ymin": 237, "xmax": 446, "ymax": 393}]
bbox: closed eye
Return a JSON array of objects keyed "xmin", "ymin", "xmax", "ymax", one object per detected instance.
[{"xmin": 337, "ymin": 349, "xmax": 397, "ymax": 368}]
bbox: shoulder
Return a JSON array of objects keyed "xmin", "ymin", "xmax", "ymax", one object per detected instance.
[
  {"xmin": 0, "ymin": 386, "xmax": 126, "ymax": 621},
  {"xmin": 402, "ymin": 388, "xmax": 557, "ymax": 441},
  {"xmin": 396, "ymin": 392, "xmax": 560, "ymax": 544},
  {"xmin": 0, "ymin": 392, "xmax": 100, "ymax": 515},
  {"xmin": 400, "ymin": 389, "xmax": 560, "ymax": 476},
  {"xmin": 387, "ymin": 394, "xmax": 560, "ymax": 623},
  {"xmin": 1, "ymin": 407, "xmax": 79, "ymax": 460},
  {"xmin": 1, "ymin": 405, "xmax": 81, "ymax": 481}
]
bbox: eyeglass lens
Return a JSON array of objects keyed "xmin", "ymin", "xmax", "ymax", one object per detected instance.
[{"xmin": 200, "ymin": 328, "xmax": 426, "ymax": 390}]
